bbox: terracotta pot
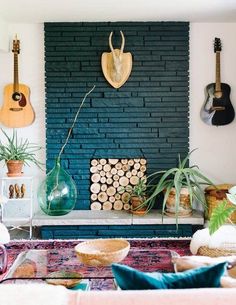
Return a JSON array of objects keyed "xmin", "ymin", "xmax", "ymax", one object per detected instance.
[
  {"xmin": 165, "ymin": 187, "xmax": 192, "ymax": 217},
  {"xmin": 130, "ymin": 196, "xmax": 147, "ymax": 216},
  {"xmin": 6, "ymin": 160, "xmax": 24, "ymax": 177}
]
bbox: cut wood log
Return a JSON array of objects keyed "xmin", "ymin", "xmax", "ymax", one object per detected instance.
[
  {"xmin": 103, "ymin": 201, "xmax": 113, "ymax": 210},
  {"xmin": 98, "ymin": 191, "xmax": 108, "ymax": 203},
  {"xmin": 128, "ymin": 159, "xmax": 134, "ymax": 166},
  {"xmin": 97, "ymin": 164, "xmax": 102, "ymax": 170},
  {"xmin": 100, "ymin": 177, "xmax": 106, "ymax": 184},
  {"xmin": 103, "ymin": 164, "xmax": 111, "ymax": 172},
  {"xmin": 121, "ymin": 159, "xmax": 128, "ymax": 164},
  {"xmin": 100, "ymin": 171, "xmax": 106, "ymax": 177},
  {"xmin": 101, "ymin": 184, "xmax": 108, "ymax": 192},
  {"xmin": 113, "ymin": 181, "xmax": 119, "ymax": 188},
  {"xmin": 91, "ymin": 173, "xmax": 100, "ymax": 183},
  {"xmin": 134, "ymin": 163, "xmax": 140, "ymax": 170},
  {"xmin": 115, "ymin": 162, "xmax": 122, "ymax": 170},
  {"xmin": 91, "ymin": 201, "xmax": 102, "ymax": 210},
  {"xmin": 125, "ymin": 185, "xmax": 133, "ymax": 193},
  {"xmin": 121, "ymin": 192, "xmax": 131, "ymax": 204},
  {"xmin": 113, "ymin": 174, "xmax": 119, "ymax": 181},
  {"xmin": 91, "ymin": 193, "xmax": 98, "ymax": 201},
  {"xmin": 140, "ymin": 158, "xmax": 146, "ymax": 165},
  {"xmin": 90, "ymin": 183, "xmax": 101, "ymax": 194},
  {"xmin": 114, "ymin": 200, "xmax": 123, "ymax": 210},
  {"xmin": 107, "ymin": 186, "xmax": 116, "ymax": 196},
  {"xmin": 140, "ymin": 165, "xmax": 147, "ymax": 172},
  {"xmin": 131, "ymin": 169, "xmax": 137, "ymax": 176},
  {"xmin": 108, "ymin": 159, "xmax": 119, "ymax": 165},
  {"xmin": 106, "ymin": 178, "xmax": 113, "ymax": 185},
  {"xmin": 119, "ymin": 176, "xmax": 129, "ymax": 187},
  {"xmin": 126, "ymin": 171, "xmax": 132, "ymax": 178},
  {"xmin": 123, "ymin": 203, "xmax": 131, "ymax": 210},
  {"xmin": 117, "ymin": 186, "xmax": 125, "ymax": 194},
  {"xmin": 115, "ymin": 193, "xmax": 121, "ymax": 200},
  {"xmin": 90, "ymin": 166, "xmax": 98, "ymax": 174},
  {"xmin": 117, "ymin": 169, "xmax": 124, "ymax": 177},
  {"xmin": 105, "ymin": 171, "xmax": 112, "ymax": 178},
  {"xmin": 91, "ymin": 159, "xmax": 98, "ymax": 166},
  {"xmin": 130, "ymin": 175, "xmax": 139, "ymax": 185},
  {"xmin": 137, "ymin": 171, "xmax": 144, "ymax": 178},
  {"xmin": 134, "ymin": 158, "xmax": 140, "ymax": 163},
  {"xmin": 100, "ymin": 159, "xmax": 107, "ymax": 165},
  {"xmin": 109, "ymin": 196, "xmax": 115, "ymax": 203},
  {"xmin": 122, "ymin": 164, "xmax": 129, "ymax": 172},
  {"xmin": 111, "ymin": 167, "xmax": 117, "ymax": 175}
]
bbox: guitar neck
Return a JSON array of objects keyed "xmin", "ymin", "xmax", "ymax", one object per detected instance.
[
  {"xmin": 215, "ymin": 52, "xmax": 221, "ymax": 93},
  {"xmin": 13, "ymin": 53, "xmax": 19, "ymax": 93}
]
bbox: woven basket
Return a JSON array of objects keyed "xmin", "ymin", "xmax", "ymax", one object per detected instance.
[
  {"xmin": 205, "ymin": 183, "xmax": 236, "ymax": 223},
  {"xmin": 198, "ymin": 245, "xmax": 236, "ymax": 257},
  {"xmin": 74, "ymin": 239, "xmax": 130, "ymax": 266}
]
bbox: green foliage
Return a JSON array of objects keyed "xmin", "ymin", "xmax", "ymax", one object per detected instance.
[
  {"xmin": 143, "ymin": 150, "xmax": 213, "ymax": 219},
  {"xmin": 0, "ymin": 129, "xmax": 43, "ymax": 168},
  {"xmin": 131, "ymin": 178, "xmax": 147, "ymax": 198},
  {"xmin": 208, "ymin": 200, "xmax": 236, "ymax": 235}
]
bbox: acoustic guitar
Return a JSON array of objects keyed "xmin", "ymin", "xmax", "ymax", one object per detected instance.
[
  {"xmin": 200, "ymin": 38, "xmax": 235, "ymax": 126},
  {"xmin": 0, "ymin": 36, "xmax": 35, "ymax": 128}
]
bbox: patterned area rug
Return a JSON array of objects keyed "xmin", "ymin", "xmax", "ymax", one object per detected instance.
[{"xmin": 2, "ymin": 239, "xmax": 191, "ymax": 290}]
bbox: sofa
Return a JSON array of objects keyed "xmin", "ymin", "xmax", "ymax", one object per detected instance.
[{"xmin": 1, "ymin": 284, "xmax": 236, "ymax": 305}]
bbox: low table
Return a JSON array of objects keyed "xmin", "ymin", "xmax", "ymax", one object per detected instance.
[{"xmin": 1, "ymin": 246, "xmax": 178, "ymax": 290}]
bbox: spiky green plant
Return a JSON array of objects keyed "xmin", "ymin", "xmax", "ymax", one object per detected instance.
[
  {"xmin": 0, "ymin": 129, "xmax": 43, "ymax": 168},
  {"xmin": 141, "ymin": 150, "xmax": 213, "ymax": 224}
]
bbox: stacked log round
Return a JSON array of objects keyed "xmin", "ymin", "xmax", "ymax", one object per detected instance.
[{"xmin": 90, "ymin": 158, "xmax": 147, "ymax": 210}]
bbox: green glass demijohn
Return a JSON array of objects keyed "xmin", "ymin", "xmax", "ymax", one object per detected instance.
[{"xmin": 38, "ymin": 158, "xmax": 77, "ymax": 216}]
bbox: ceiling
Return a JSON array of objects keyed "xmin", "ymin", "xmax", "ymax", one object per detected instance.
[{"xmin": 0, "ymin": 0, "xmax": 236, "ymax": 23}]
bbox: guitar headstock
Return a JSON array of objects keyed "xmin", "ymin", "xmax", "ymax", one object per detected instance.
[
  {"xmin": 214, "ymin": 37, "xmax": 222, "ymax": 53},
  {"xmin": 12, "ymin": 35, "xmax": 20, "ymax": 54}
]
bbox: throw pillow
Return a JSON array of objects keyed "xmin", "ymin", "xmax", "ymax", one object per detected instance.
[{"xmin": 112, "ymin": 262, "xmax": 227, "ymax": 290}]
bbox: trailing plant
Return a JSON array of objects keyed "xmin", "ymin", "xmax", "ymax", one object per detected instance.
[
  {"xmin": 131, "ymin": 178, "xmax": 147, "ymax": 199},
  {"xmin": 0, "ymin": 129, "xmax": 43, "ymax": 168}
]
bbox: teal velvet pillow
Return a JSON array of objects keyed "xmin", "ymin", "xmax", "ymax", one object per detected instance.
[{"xmin": 112, "ymin": 262, "xmax": 227, "ymax": 290}]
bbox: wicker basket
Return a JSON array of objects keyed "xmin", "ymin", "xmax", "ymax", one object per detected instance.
[
  {"xmin": 205, "ymin": 183, "xmax": 236, "ymax": 223},
  {"xmin": 198, "ymin": 245, "xmax": 236, "ymax": 257},
  {"xmin": 74, "ymin": 239, "xmax": 130, "ymax": 266}
]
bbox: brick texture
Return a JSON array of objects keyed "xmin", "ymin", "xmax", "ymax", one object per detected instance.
[{"xmin": 45, "ymin": 22, "xmax": 189, "ymax": 212}]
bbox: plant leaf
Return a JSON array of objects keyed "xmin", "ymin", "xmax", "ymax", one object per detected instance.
[{"xmin": 209, "ymin": 200, "xmax": 236, "ymax": 235}]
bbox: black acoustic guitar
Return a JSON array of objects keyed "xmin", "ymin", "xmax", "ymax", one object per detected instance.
[{"xmin": 200, "ymin": 38, "xmax": 235, "ymax": 126}]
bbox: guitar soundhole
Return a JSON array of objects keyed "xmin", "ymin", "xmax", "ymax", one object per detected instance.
[{"xmin": 12, "ymin": 92, "xmax": 21, "ymax": 101}]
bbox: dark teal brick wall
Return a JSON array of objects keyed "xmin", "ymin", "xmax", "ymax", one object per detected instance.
[{"xmin": 45, "ymin": 22, "xmax": 189, "ymax": 211}]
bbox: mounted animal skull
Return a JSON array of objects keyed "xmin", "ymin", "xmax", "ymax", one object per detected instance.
[{"xmin": 101, "ymin": 31, "xmax": 132, "ymax": 89}]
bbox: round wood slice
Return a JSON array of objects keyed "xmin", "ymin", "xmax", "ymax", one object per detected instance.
[
  {"xmin": 121, "ymin": 192, "xmax": 131, "ymax": 204},
  {"xmin": 97, "ymin": 191, "xmax": 108, "ymax": 203},
  {"xmin": 91, "ymin": 173, "xmax": 100, "ymax": 183},
  {"xmin": 90, "ymin": 166, "xmax": 98, "ymax": 174},
  {"xmin": 100, "ymin": 177, "xmax": 106, "ymax": 184},
  {"xmin": 121, "ymin": 159, "xmax": 128, "ymax": 164},
  {"xmin": 117, "ymin": 169, "xmax": 125, "ymax": 177},
  {"xmin": 91, "ymin": 201, "xmax": 102, "ymax": 210},
  {"xmin": 91, "ymin": 159, "xmax": 98, "ymax": 166},
  {"xmin": 131, "ymin": 169, "xmax": 137, "ymax": 176},
  {"xmin": 103, "ymin": 164, "xmax": 111, "ymax": 172},
  {"xmin": 106, "ymin": 178, "xmax": 113, "ymax": 185},
  {"xmin": 119, "ymin": 176, "xmax": 129, "ymax": 187},
  {"xmin": 115, "ymin": 162, "xmax": 122, "ymax": 170},
  {"xmin": 137, "ymin": 171, "xmax": 144, "ymax": 178},
  {"xmin": 101, "ymin": 184, "xmax": 108, "ymax": 192},
  {"xmin": 123, "ymin": 203, "xmax": 131, "ymax": 210},
  {"xmin": 113, "ymin": 181, "xmax": 119, "ymax": 188},
  {"xmin": 115, "ymin": 193, "xmax": 121, "ymax": 200},
  {"xmin": 111, "ymin": 168, "xmax": 117, "ymax": 175},
  {"xmin": 125, "ymin": 185, "xmax": 133, "ymax": 193},
  {"xmin": 130, "ymin": 176, "xmax": 139, "ymax": 185},
  {"xmin": 114, "ymin": 200, "xmax": 123, "ymax": 210},
  {"xmin": 90, "ymin": 183, "xmax": 101, "ymax": 194},
  {"xmin": 140, "ymin": 165, "xmax": 147, "ymax": 172},
  {"xmin": 108, "ymin": 159, "xmax": 119, "ymax": 165},
  {"xmin": 97, "ymin": 164, "xmax": 102, "ymax": 170},
  {"xmin": 109, "ymin": 196, "xmax": 115, "ymax": 203},
  {"xmin": 117, "ymin": 186, "xmax": 125, "ymax": 194},
  {"xmin": 90, "ymin": 193, "xmax": 98, "ymax": 201},
  {"xmin": 107, "ymin": 186, "xmax": 116, "ymax": 196},
  {"xmin": 140, "ymin": 159, "xmax": 146, "ymax": 165},
  {"xmin": 103, "ymin": 201, "xmax": 112, "ymax": 210},
  {"xmin": 134, "ymin": 158, "xmax": 140, "ymax": 163},
  {"xmin": 100, "ymin": 159, "xmax": 107, "ymax": 165},
  {"xmin": 134, "ymin": 163, "xmax": 140, "ymax": 170},
  {"xmin": 122, "ymin": 164, "xmax": 129, "ymax": 172},
  {"xmin": 128, "ymin": 159, "xmax": 134, "ymax": 166},
  {"xmin": 113, "ymin": 174, "xmax": 119, "ymax": 181},
  {"xmin": 105, "ymin": 171, "xmax": 112, "ymax": 178},
  {"xmin": 100, "ymin": 171, "xmax": 106, "ymax": 177},
  {"xmin": 126, "ymin": 171, "xmax": 132, "ymax": 178}
]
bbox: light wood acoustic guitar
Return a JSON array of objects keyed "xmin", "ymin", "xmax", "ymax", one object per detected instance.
[
  {"xmin": 200, "ymin": 38, "xmax": 235, "ymax": 126},
  {"xmin": 0, "ymin": 36, "xmax": 35, "ymax": 128}
]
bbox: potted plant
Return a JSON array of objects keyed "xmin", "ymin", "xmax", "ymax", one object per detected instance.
[
  {"xmin": 130, "ymin": 178, "xmax": 147, "ymax": 215},
  {"xmin": 143, "ymin": 150, "xmax": 213, "ymax": 221},
  {"xmin": 0, "ymin": 129, "xmax": 43, "ymax": 177}
]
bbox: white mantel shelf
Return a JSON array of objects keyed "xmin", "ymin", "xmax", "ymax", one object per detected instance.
[{"xmin": 32, "ymin": 210, "xmax": 204, "ymax": 226}]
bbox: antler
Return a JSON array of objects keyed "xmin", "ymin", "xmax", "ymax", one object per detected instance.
[
  {"xmin": 109, "ymin": 31, "xmax": 115, "ymax": 54},
  {"xmin": 120, "ymin": 31, "xmax": 125, "ymax": 55}
]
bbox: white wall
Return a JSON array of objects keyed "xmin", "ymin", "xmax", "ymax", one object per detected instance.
[
  {"xmin": 0, "ymin": 23, "xmax": 45, "ymax": 211},
  {"xmin": 190, "ymin": 23, "xmax": 236, "ymax": 184},
  {"xmin": 0, "ymin": 22, "xmax": 235, "ymax": 213}
]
